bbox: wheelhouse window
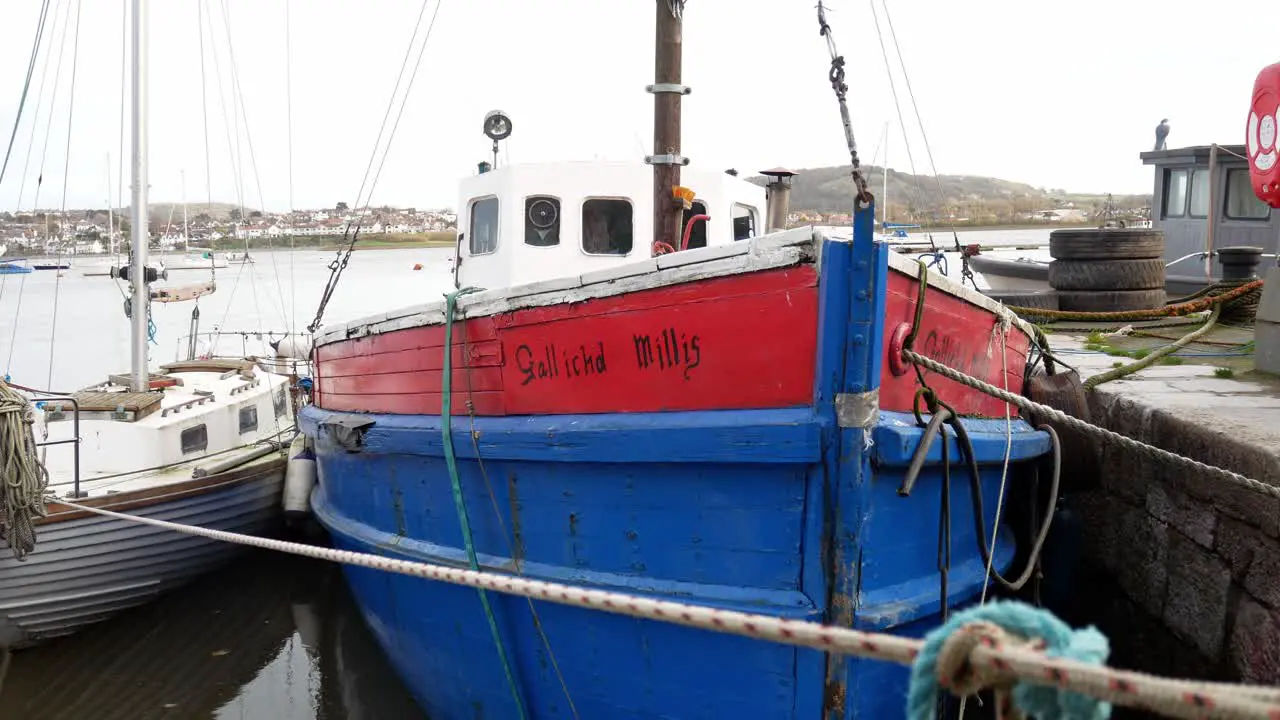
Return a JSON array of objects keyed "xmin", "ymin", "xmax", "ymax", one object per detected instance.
[
  {"xmin": 524, "ymin": 196, "xmax": 561, "ymax": 247},
  {"xmin": 582, "ymin": 198, "xmax": 633, "ymax": 255},
  {"xmin": 469, "ymin": 197, "xmax": 499, "ymax": 254},
  {"xmin": 681, "ymin": 201, "xmax": 708, "ymax": 250},
  {"xmin": 239, "ymin": 406, "xmax": 259, "ymax": 434},
  {"xmin": 1188, "ymin": 169, "xmax": 1210, "ymax": 218},
  {"xmin": 1224, "ymin": 168, "xmax": 1271, "ymax": 220},
  {"xmin": 1163, "ymin": 169, "xmax": 1188, "ymax": 218},
  {"xmin": 181, "ymin": 425, "xmax": 208, "ymax": 454},
  {"xmin": 732, "ymin": 203, "xmax": 758, "ymax": 241}
]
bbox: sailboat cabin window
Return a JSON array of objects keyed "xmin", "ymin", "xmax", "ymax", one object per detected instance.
[
  {"xmin": 681, "ymin": 201, "xmax": 708, "ymax": 250},
  {"xmin": 239, "ymin": 406, "xmax": 258, "ymax": 434},
  {"xmin": 1224, "ymin": 169, "xmax": 1271, "ymax": 220},
  {"xmin": 524, "ymin": 196, "xmax": 561, "ymax": 247},
  {"xmin": 1188, "ymin": 169, "xmax": 1210, "ymax": 218},
  {"xmin": 1163, "ymin": 169, "xmax": 1188, "ymax": 218},
  {"xmin": 469, "ymin": 197, "xmax": 499, "ymax": 255},
  {"xmin": 732, "ymin": 203, "xmax": 758, "ymax": 241},
  {"xmin": 582, "ymin": 198, "xmax": 633, "ymax": 256},
  {"xmin": 273, "ymin": 386, "xmax": 288, "ymax": 418},
  {"xmin": 181, "ymin": 425, "xmax": 208, "ymax": 454}
]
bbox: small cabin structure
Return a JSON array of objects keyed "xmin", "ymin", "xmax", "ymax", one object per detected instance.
[
  {"xmin": 453, "ymin": 161, "xmax": 767, "ymax": 290},
  {"xmin": 1140, "ymin": 144, "xmax": 1278, "ymax": 281}
]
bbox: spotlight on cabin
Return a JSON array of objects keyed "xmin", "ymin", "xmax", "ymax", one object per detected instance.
[
  {"xmin": 483, "ymin": 110, "xmax": 512, "ymax": 142},
  {"xmin": 482, "ymin": 110, "xmax": 513, "ymax": 169}
]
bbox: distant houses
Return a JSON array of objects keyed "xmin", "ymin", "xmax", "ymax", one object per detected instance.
[{"xmin": 0, "ymin": 205, "xmax": 459, "ymax": 254}]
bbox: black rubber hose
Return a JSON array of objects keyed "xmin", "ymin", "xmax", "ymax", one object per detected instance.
[{"xmin": 948, "ymin": 417, "xmax": 1061, "ymax": 593}]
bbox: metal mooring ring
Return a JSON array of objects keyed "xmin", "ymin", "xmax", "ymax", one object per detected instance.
[{"xmin": 887, "ymin": 323, "xmax": 912, "ymax": 377}]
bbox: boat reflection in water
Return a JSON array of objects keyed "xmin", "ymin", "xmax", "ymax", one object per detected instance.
[{"xmin": 0, "ymin": 550, "xmax": 426, "ymax": 720}]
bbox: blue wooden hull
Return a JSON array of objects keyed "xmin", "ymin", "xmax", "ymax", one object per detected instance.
[
  {"xmin": 301, "ymin": 406, "xmax": 1049, "ymax": 719},
  {"xmin": 301, "ymin": 226, "xmax": 1055, "ymax": 718}
]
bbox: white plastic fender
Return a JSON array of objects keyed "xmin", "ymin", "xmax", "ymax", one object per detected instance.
[{"xmin": 283, "ymin": 434, "xmax": 317, "ymax": 519}]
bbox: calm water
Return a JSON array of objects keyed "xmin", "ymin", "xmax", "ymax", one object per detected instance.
[
  {"xmin": 0, "ymin": 230, "xmax": 1042, "ymax": 719},
  {"xmin": 0, "ymin": 551, "xmax": 428, "ymax": 720}
]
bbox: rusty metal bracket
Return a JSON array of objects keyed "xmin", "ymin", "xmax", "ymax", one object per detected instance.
[{"xmin": 645, "ymin": 154, "xmax": 690, "ymax": 166}]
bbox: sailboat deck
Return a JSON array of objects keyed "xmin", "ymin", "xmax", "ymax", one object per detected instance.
[{"xmin": 68, "ymin": 391, "xmax": 162, "ymax": 418}]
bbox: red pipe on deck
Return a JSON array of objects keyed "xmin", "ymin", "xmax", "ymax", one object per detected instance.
[{"xmin": 681, "ymin": 214, "xmax": 710, "ymax": 252}]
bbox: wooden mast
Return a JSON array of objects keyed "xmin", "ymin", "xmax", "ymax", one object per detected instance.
[{"xmin": 650, "ymin": 1, "xmax": 686, "ymax": 252}]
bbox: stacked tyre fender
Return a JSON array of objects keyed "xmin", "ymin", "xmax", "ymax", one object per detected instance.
[{"xmin": 1048, "ymin": 229, "xmax": 1166, "ymax": 312}]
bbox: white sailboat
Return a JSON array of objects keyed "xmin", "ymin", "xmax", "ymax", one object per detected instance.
[{"xmin": 0, "ymin": 0, "xmax": 302, "ymax": 650}]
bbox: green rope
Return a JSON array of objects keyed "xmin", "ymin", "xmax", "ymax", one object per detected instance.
[
  {"xmin": 441, "ymin": 287, "xmax": 528, "ymax": 720},
  {"xmin": 1083, "ymin": 304, "xmax": 1222, "ymax": 390}
]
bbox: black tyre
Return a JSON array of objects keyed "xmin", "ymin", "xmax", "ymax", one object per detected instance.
[
  {"xmin": 1057, "ymin": 289, "xmax": 1166, "ymax": 312},
  {"xmin": 984, "ymin": 290, "xmax": 1059, "ymax": 310},
  {"xmin": 1048, "ymin": 258, "xmax": 1166, "ymax": 291},
  {"xmin": 1049, "ymin": 229, "xmax": 1164, "ymax": 261}
]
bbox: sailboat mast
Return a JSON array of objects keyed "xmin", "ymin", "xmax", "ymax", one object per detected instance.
[
  {"xmin": 129, "ymin": 0, "xmax": 150, "ymax": 392},
  {"xmin": 181, "ymin": 169, "xmax": 188, "ymax": 248},
  {"xmin": 106, "ymin": 154, "xmax": 115, "ymax": 256},
  {"xmin": 882, "ymin": 125, "xmax": 888, "ymax": 227},
  {"xmin": 650, "ymin": 0, "xmax": 685, "ymax": 251}
]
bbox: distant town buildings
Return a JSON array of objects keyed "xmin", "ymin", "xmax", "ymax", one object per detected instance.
[{"xmin": 0, "ymin": 205, "xmax": 458, "ymax": 255}]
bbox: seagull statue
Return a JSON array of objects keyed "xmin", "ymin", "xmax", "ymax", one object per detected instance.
[{"xmin": 1154, "ymin": 118, "xmax": 1170, "ymax": 151}]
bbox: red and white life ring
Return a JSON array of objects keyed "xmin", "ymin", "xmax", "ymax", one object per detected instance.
[{"xmin": 1248, "ymin": 62, "xmax": 1280, "ymax": 209}]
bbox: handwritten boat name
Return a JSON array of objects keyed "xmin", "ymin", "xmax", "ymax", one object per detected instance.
[
  {"xmin": 922, "ymin": 330, "xmax": 992, "ymax": 380},
  {"xmin": 632, "ymin": 328, "xmax": 701, "ymax": 380},
  {"xmin": 511, "ymin": 327, "xmax": 703, "ymax": 386},
  {"xmin": 515, "ymin": 342, "xmax": 608, "ymax": 386}
]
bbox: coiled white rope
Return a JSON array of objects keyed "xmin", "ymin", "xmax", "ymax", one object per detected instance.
[{"xmin": 0, "ymin": 380, "xmax": 48, "ymax": 560}]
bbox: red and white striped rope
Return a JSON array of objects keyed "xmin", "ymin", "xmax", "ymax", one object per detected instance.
[{"xmin": 54, "ymin": 499, "xmax": 1280, "ymax": 720}]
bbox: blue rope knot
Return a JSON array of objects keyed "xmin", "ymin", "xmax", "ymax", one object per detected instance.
[
  {"xmin": 919, "ymin": 250, "xmax": 948, "ymax": 276},
  {"xmin": 907, "ymin": 600, "xmax": 1112, "ymax": 720}
]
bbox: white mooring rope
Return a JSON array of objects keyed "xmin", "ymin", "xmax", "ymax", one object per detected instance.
[
  {"xmin": 52, "ymin": 498, "xmax": 1280, "ymax": 719},
  {"xmin": 903, "ymin": 349, "xmax": 1277, "ymax": 501}
]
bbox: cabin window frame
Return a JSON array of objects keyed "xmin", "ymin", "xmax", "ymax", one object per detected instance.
[
  {"xmin": 1223, "ymin": 168, "xmax": 1271, "ymax": 222},
  {"xmin": 180, "ymin": 424, "xmax": 208, "ymax": 454},
  {"xmin": 580, "ymin": 197, "xmax": 635, "ymax": 257},
  {"xmin": 523, "ymin": 194, "xmax": 562, "ymax": 248},
  {"xmin": 1163, "ymin": 168, "xmax": 1189, "ymax": 219},
  {"xmin": 731, "ymin": 203, "xmax": 759, "ymax": 241},
  {"xmin": 1187, "ymin": 168, "xmax": 1211, "ymax": 219},
  {"xmin": 468, "ymin": 196, "xmax": 501, "ymax": 256},
  {"xmin": 239, "ymin": 405, "xmax": 259, "ymax": 434}
]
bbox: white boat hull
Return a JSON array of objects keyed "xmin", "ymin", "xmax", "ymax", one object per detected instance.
[
  {"xmin": 0, "ymin": 456, "xmax": 285, "ymax": 649},
  {"xmin": 967, "ymin": 254, "xmax": 1051, "ymax": 292}
]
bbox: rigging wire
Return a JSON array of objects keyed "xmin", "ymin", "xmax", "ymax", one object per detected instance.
[
  {"xmin": 33, "ymin": 0, "xmax": 74, "ymax": 214},
  {"xmin": 309, "ymin": 0, "xmax": 444, "ymax": 334},
  {"xmin": 16, "ymin": 0, "xmax": 67, "ymax": 213},
  {"xmin": 880, "ymin": 0, "xmax": 961, "ymax": 239},
  {"xmin": 198, "ymin": 0, "xmax": 213, "ymax": 217},
  {"xmin": 867, "ymin": 0, "xmax": 933, "ymax": 251},
  {"xmin": 5, "ymin": 0, "xmax": 71, "ymax": 380},
  {"xmin": 285, "ymin": 0, "xmax": 297, "ymax": 335},
  {"xmin": 216, "ymin": 0, "xmax": 292, "ymax": 337},
  {"xmin": 0, "ymin": 0, "xmax": 54, "ymax": 188},
  {"xmin": 47, "ymin": 0, "xmax": 82, "ymax": 391}
]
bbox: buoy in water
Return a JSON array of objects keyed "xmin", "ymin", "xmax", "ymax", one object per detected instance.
[
  {"xmin": 283, "ymin": 434, "xmax": 317, "ymax": 523},
  {"xmin": 412, "ymin": 263, "xmax": 423, "ymax": 270}
]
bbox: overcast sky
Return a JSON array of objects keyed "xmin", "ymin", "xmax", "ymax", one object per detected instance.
[{"xmin": 0, "ymin": 0, "xmax": 1273, "ymax": 214}]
